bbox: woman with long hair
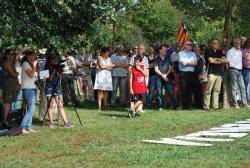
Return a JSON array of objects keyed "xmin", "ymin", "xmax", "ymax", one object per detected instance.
[
  {"xmin": 44, "ymin": 48, "xmax": 73, "ymax": 128},
  {"xmin": 2, "ymin": 48, "xmax": 20, "ymax": 129},
  {"xmin": 21, "ymin": 48, "xmax": 38, "ymax": 134}
]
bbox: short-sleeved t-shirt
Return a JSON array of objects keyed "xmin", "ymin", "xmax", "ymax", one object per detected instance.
[
  {"xmin": 205, "ymin": 49, "xmax": 224, "ymax": 75},
  {"xmin": 154, "ymin": 55, "xmax": 172, "ymax": 75},
  {"xmin": 75, "ymin": 54, "xmax": 91, "ymax": 76},
  {"xmin": 45, "ymin": 68, "xmax": 62, "ymax": 96},
  {"xmin": 129, "ymin": 54, "xmax": 149, "ymax": 69},
  {"xmin": 178, "ymin": 50, "xmax": 197, "ymax": 72},
  {"xmin": 110, "ymin": 53, "xmax": 128, "ymax": 77},
  {"xmin": 21, "ymin": 61, "xmax": 37, "ymax": 89}
]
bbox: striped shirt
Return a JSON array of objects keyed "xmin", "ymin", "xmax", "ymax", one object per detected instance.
[{"xmin": 129, "ymin": 54, "xmax": 149, "ymax": 69}]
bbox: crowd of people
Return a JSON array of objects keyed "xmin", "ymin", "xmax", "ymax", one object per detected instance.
[{"xmin": 0, "ymin": 36, "xmax": 249, "ymax": 133}]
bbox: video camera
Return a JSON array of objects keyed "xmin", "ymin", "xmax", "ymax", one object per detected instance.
[{"xmin": 53, "ymin": 60, "xmax": 67, "ymax": 72}]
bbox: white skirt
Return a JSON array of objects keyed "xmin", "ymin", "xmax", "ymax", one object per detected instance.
[{"xmin": 94, "ymin": 70, "xmax": 113, "ymax": 91}]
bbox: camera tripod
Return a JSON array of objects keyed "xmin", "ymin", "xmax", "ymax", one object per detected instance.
[{"xmin": 40, "ymin": 72, "xmax": 82, "ymax": 127}]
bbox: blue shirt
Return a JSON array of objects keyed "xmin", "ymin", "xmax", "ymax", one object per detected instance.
[
  {"xmin": 179, "ymin": 50, "xmax": 197, "ymax": 72},
  {"xmin": 166, "ymin": 48, "xmax": 174, "ymax": 61}
]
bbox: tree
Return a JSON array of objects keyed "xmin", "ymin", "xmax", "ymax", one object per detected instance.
[
  {"xmin": 0, "ymin": 0, "xmax": 110, "ymax": 48},
  {"xmin": 170, "ymin": 0, "xmax": 247, "ymax": 48},
  {"xmin": 132, "ymin": 0, "xmax": 180, "ymax": 44}
]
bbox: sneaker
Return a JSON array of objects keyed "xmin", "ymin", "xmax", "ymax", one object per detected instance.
[
  {"xmin": 203, "ymin": 106, "xmax": 209, "ymax": 110},
  {"xmin": 243, "ymin": 104, "xmax": 249, "ymax": 109},
  {"xmin": 64, "ymin": 122, "xmax": 74, "ymax": 128},
  {"xmin": 48, "ymin": 123, "xmax": 55, "ymax": 129},
  {"xmin": 28, "ymin": 129, "xmax": 38, "ymax": 133},
  {"xmin": 158, "ymin": 108, "xmax": 163, "ymax": 111},
  {"xmin": 137, "ymin": 109, "xmax": 146, "ymax": 113},
  {"xmin": 235, "ymin": 104, "xmax": 240, "ymax": 109},
  {"xmin": 128, "ymin": 110, "xmax": 135, "ymax": 118}
]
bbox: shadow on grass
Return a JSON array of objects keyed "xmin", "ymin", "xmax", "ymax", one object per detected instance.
[{"xmin": 98, "ymin": 113, "xmax": 129, "ymax": 119}]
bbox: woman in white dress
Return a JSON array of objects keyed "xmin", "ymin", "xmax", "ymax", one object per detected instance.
[{"xmin": 94, "ymin": 47, "xmax": 114, "ymax": 112}]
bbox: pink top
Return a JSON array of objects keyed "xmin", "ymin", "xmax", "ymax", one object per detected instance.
[{"xmin": 243, "ymin": 48, "xmax": 250, "ymax": 68}]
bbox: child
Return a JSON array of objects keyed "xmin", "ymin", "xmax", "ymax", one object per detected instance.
[{"xmin": 129, "ymin": 56, "xmax": 148, "ymax": 118}]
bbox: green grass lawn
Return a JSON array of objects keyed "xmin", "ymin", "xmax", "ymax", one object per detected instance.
[{"xmin": 0, "ymin": 101, "xmax": 250, "ymax": 168}]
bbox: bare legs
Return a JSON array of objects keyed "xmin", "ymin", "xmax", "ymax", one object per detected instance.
[
  {"xmin": 3, "ymin": 103, "xmax": 11, "ymax": 126},
  {"xmin": 47, "ymin": 96, "xmax": 68, "ymax": 124},
  {"xmin": 131, "ymin": 100, "xmax": 143, "ymax": 112},
  {"xmin": 97, "ymin": 90, "xmax": 109, "ymax": 112}
]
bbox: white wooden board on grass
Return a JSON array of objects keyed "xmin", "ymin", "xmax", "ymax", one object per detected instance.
[
  {"xmin": 141, "ymin": 138, "xmax": 212, "ymax": 147},
  {"xmin": 173, "ymin": 136, "xmax": 234, "ymax": 142},
  {"xmin": 186, "ymin": 132, "xmax": 248, "ymax": 138},
  {"xmin": 236, "ymin": 121, "xmax": 250, "ymax": 124},
  {"xmin": 221, "ymin": 124, "xmax": 250, "ymax": 128},
  {"xmin": 209, "ymin": 128, "xmax": 250, "ymax": 132}
]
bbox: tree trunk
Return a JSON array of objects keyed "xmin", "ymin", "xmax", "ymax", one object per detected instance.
[
  {"xmin": 223, "ymin": 0, "xmax": 233, "ymax": 50},
  {"xmin": 112, "ymin": 21, "xmax": 116, "ymax": 51}
]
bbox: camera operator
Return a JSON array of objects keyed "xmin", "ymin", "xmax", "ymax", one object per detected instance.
[
  {"xmin": 61, "ymin": 49, "xmax": 80, "ymax": 106},
  {"xmin": 44, "ymin": 50, "xmax": 73, "ymax": 129}
]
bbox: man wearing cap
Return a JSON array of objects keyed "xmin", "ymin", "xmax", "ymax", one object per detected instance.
[{"xmin": 110, "ymin": 45, "xmax": 129, "ymax": 106}]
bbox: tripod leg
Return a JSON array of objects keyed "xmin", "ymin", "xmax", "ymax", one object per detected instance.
[
  {"xmin": 65, "ymin": 82, "xmax": 83, "ymax": 126},
  {"xmin": 41, "ymin": 95, "xmax": 53, "ymax": 127}
]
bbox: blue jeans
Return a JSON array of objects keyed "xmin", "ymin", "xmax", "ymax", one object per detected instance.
[
  {"xmin": 155, "ymin": 76, "xmax": 176, "ymax": 108},
  {"xmin": 229, "ymin": 69, "xmax": 247, "ymax": 105},
  {"xmin": 22, "ymin": 89, "xmax": 36, "ymax": 130},
  {"xmin": 243, "ymin": 68, "xmax": 250, "ymax": 101},
  {"xmin": 147, "ymin": 75, "xmax": 158, "ymax": 105},
  {"xmin": 12, "ymin": 90, "xmax": 22, "ymax": 110}
]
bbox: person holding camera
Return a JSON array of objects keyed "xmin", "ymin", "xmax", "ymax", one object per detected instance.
[
  {"xmin": 21, "ymin": 48, "xmax": 38, "ymax": 134},
  {"xmin": 45, "ymin": 52, "xmax": 73, "ymax": 129}
]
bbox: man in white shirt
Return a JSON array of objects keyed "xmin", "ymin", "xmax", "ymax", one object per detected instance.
[
  {"xmin": 61, "ymin": 49, "xmax": 80, "ymax": 106},
  {"xmin": 227, "ymin": 38, "xmax": 248, "ymax": 108}
]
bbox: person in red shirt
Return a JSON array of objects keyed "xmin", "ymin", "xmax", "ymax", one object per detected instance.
[{"xmin": 129, "ymin": 56, "xmax": 148, "ymax": 118}]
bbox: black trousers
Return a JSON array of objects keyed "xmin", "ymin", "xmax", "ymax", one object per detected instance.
[{"xmin": 180, "ymin": 71, "xmax": 196, "ymax": 109}]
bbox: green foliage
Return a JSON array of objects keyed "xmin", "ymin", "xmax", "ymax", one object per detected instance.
[
  {"xmin": 189, "ymin": 17, "xmax": 224, "ymax": 45},
  {"xmin": 132, "ymin": 0, "xmax": 180, "ymax": 43},
  {"xmin": 0, "ymin": 0, "xmax": 248, "ymax": 52},
  {"xmin": 171, "ymin": 0, "xmax": 249, "ymax": 43}
]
